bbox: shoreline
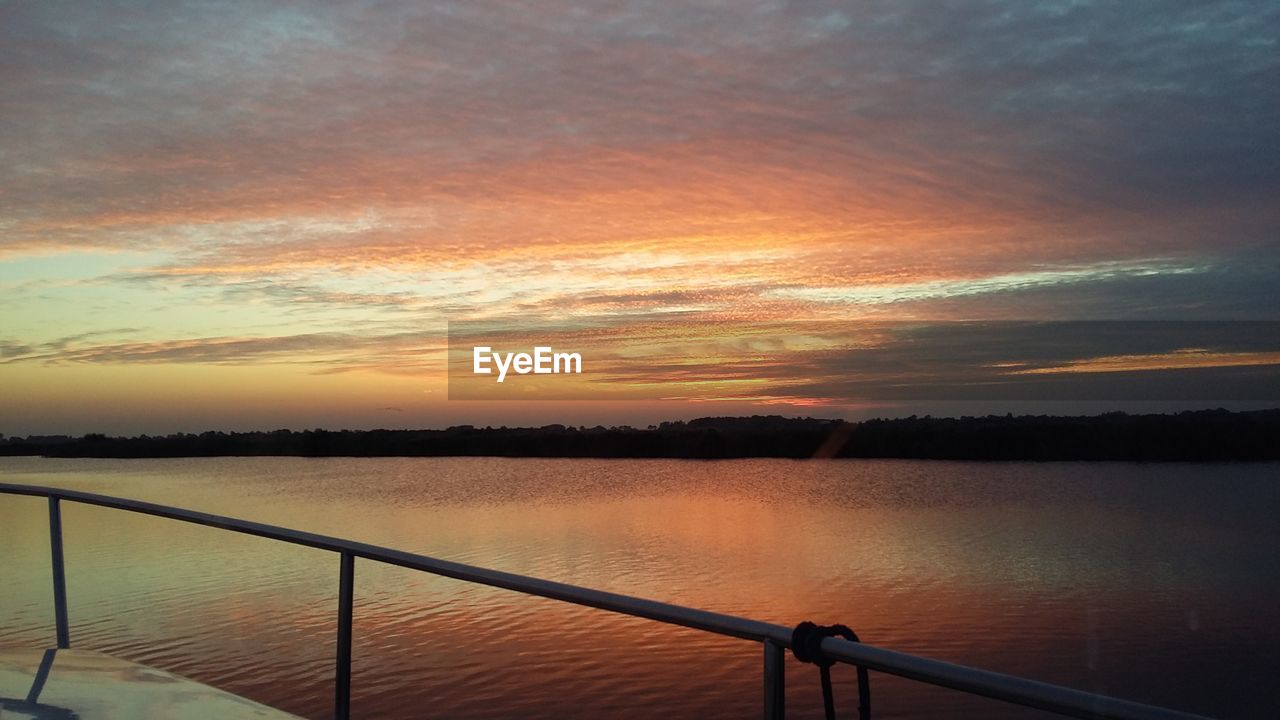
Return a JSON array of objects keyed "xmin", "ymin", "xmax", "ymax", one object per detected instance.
[{"xmin": 4, "ymin": 409, "xmax": 1278, "ymax": 462}]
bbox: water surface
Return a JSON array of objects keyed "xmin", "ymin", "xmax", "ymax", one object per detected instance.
[{"xmin": 1, "ymin": 457, "xmax": 1277, "ymax": 718}]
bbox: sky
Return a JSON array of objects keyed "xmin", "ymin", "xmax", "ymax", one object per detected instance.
[{"xmin": 2, "ymin": 0, "xmax": 1278, "ymax": 435}]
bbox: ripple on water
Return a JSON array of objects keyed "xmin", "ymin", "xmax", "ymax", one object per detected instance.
[{"xmin": 1, "ymin": 457, "xmax": 1277, "ymax": 719}]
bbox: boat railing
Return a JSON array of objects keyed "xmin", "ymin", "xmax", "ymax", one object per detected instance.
[{"xmin": 0, "ymin": 483, "xmax": 1212, "ymax": 720}]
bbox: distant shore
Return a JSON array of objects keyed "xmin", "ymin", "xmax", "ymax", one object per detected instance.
[{"xmin": 3, "ymin": 409, "xmax": 1278, "ymax": 461}]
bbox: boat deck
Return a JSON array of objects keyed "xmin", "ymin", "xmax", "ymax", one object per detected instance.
[{"xmin": 0, "ymin": 646, "xmax": 298, "ymax": 719}]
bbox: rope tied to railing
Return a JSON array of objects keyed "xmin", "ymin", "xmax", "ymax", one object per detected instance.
[{"xmin": 791, "ymin": 621, "xmax": 871, "ymax": 720}]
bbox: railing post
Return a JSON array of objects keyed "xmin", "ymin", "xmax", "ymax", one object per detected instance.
[
  {"xmin": 335, "ymin": 551, "xmax": 354, "ymax": 720},
  {"xmin": 48, "ymin": 496, "xmax": 70, "ymax": 649},
  {"xmin": 764, "ymin": 639, "xmax": 785, "ymax": 720}
]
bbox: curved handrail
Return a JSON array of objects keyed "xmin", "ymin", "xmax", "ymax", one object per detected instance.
[{"xmin": 0, "ymin": 482, "xmax": 1213, "ymax": 720}]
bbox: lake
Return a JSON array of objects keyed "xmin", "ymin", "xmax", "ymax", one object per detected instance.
[{"xmin": 1, "ymin": 457, "xmax": 1277, "ymax": 719}]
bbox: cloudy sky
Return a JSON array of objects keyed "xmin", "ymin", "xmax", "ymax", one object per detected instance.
[{"xmin": 2, "ymin": 0, "xmax": 1278, "ymax": 433}]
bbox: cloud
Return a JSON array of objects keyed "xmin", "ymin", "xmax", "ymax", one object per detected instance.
[
  {"xmin": 446, "ymin": 318, "xmax": 1280, "ymax": 402},
  {"xmin": 3, "ymin": 0, "xmax": 1276, "ymax": 257},
  {"xmin": 0, "ymin": 341, "xmax": 34, "ymax": 359},
  {"xmin": 2, "ymin": 0, "xmax": 1278, "ymax": 429},
  {"xmin": 765, "ymin": 261, "xmax": 1207, "ymax": 305},
  {"xmin": 2, "ymin": 330, "xmax": 446, "ymax": 373}
]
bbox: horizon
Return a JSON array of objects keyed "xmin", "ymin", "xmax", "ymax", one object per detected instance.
[
  {"xmin": 5, "ymin": 405, "xmax": 1277, "ymax": 441},
  {"xmin": 3, "ymin": 1, "xmax": 1279, "ymax": 435}
]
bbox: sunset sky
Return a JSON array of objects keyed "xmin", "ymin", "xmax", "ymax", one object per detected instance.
[{"xmin": 2, "ymin": 1, "xmax": 1278, "ymax": 434}]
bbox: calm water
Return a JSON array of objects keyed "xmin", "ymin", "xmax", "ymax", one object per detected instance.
[{"xmin": 1, "ymin": 457, "xmax": 1277, "ymax": 719}]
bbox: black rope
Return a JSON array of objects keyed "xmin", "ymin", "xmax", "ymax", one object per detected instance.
[{"xmin": 791, "ymin": 621, "xmax": 871, "ymax": 720}]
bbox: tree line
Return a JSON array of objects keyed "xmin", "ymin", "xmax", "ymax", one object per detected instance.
[{"xmin": 2, "ymin": 409, "xmax": 1278, "ymax": 461}]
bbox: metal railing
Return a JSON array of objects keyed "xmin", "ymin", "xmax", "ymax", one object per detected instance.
[{"xmin": 0, "ymin": 483, "xmax": 1211, "ymax": 720}]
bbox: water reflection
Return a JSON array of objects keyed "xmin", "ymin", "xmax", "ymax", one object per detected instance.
[{"xmin": 1, "ymin": 457, "xmax": 1278, "ymax": 718}]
